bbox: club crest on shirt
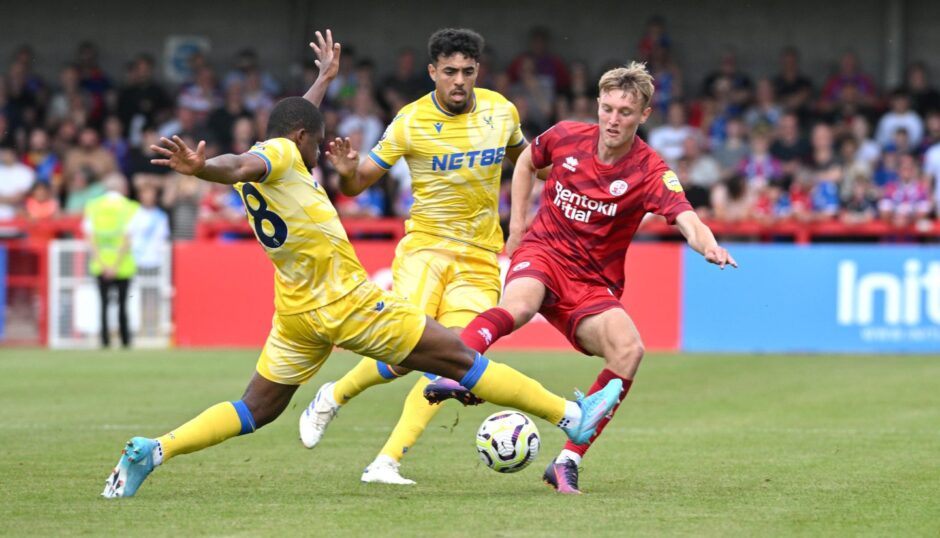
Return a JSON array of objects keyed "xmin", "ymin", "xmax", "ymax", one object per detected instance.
[
  {"xmin": 609, "ymin": 180, "xmax": 629, "ymax": 196},
  {"xmin": 662, "ymin": 170, "xmax": 683, "ymax": 192}
]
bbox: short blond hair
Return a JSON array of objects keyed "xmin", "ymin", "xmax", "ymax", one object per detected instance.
[{"xmin": 598, "ymin": 62, "xmax": 655, "ymax": 108}]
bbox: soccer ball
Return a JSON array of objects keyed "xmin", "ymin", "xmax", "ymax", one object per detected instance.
[{"xmin": 475, "ymin": 411, "xmax": 540, "ymax": 473}]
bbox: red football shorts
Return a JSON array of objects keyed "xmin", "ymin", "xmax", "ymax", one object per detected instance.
[{"xmin": 505, "ymin": 245, "xmax": 624, "ymax": 354}]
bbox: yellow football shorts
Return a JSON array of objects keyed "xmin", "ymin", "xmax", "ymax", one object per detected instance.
[
  {"xmin": 392, "ymin": 231, "xmax": 501, "ymax": 328},
  {"xmin": 256, "ymin": 281, "xmax": 427, "ymax": 385}
]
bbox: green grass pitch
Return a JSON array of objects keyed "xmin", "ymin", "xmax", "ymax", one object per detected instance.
[{"xmin": 1, "ymin": 349, "xmax": 938, "ymax": 537}]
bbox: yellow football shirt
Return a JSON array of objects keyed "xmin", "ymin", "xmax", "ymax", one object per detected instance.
[
  {"xmin": 368, "ymin": 88, "xmax": 525, "ymax": 253},
  {"xmin": 235, "ymin": 137, "xmax": 369, "ymax": 314}
]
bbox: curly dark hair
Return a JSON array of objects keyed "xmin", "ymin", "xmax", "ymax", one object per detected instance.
[
  {"xmin": 427, "ymin": 28, "xmax": 484, "ymax": 64},
  {"xmin": 266, "ymin": 96, "xmax": 323, "ymax": 139}
]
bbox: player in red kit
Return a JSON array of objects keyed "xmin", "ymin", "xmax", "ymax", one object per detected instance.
[{"xmin": 426, "ymin": 62, "xmax": 737, "ymax": 494}]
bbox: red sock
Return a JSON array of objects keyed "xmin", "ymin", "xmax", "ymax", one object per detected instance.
[
  {"xmin": 564, "ymin": 368, "xmax": 633, "ymax": 456},
  {"xmin": 460, "ymin": 307, "xmax": 516, "ymax": 353}
]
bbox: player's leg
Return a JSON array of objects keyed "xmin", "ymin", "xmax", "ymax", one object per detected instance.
[
  {"xmin": 103, "ymin": 311, "xmax": 328, "ymax": 498},
  {"xmin": 300, "ymin": 236, "xmax": 445, "ymax": 449},
  {"xmin": 370, "ymin": 248, "xmax": 501, "ymax": 482},
  {"xmin": 545, "ymin": 306, "xmax": 642, "ymax": 494},
  {"xmin": 97, "ymin": 276, "xmax": 110, "ymax": 348},
  {"xmin": 334, "ymin": 282, "xmax": 622, "ymax": 452},
  {"xmin": 116, "ymin": 277, "xmax": 131, "ymax": 348},
  {"xmin": 424, "ymin": 275, "xmax": 547, "ymax": 401}
]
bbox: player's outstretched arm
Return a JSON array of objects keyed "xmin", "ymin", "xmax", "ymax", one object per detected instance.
[
  {"xmin": 151, "ymin": 136, "xmax": 265, "ymax": 185},
  {"xmin": 326, "ymin": 137, "xmax": 386, "ymax": 196},
  {"xmin": 303, "ymin": 29, "xmax": 341, "ymax": 107},
  {"xmin": 675, "ymin": 211, "xmax": 738, "ymax": 269},
  {"xmin": 506, "ymin": 145, "xmax": 539, "ymax": 255}
]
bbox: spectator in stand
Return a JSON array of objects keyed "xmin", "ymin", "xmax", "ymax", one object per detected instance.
[
  {"xmin": 675, "ymin": 155, "xmax": 710, "ymax": 216},
  {"xmin": 712, "ymin": 116, "xmax": 749, "ymax": 177},
  {"xmin": 820, "ymin": 51, "xmax": 877, "ymax": 115},
  {"xmin": 0, "ymin": 146, "xmax": 35, "ymax": 220},
  {"xmin": 682, "ymin": 133, "xmax": 722, "ymax": 195},
  {"xmin": 162, "ymin": 165, "xmax": 204, "ymax": 240},
  {"xmin": 873, "ymin": 149, "xmax": 900, "ymax": 189},
  {"xmin": 850, "ymin": 115, "xmax": 881, "ymax": 167},
  {"xmin": 904, "ymin": 62, "xmax": 940, "ymax": 118},
  {"xmin": 787, "ymin": 169, "xmax": 815, "ymax": 222},
  {"xmin": 711, "ymin": 173, "xmax": 752, "ymax": 222},
  {"xmin": 737, "ymin": 128, "xmax": 782, "ymax": 187},
  {"xmin": 878, "ymin": 153, "xmax": 932, "ymax": 226},
  {"xmin": 242, "ymin": 70, "xmax": 276, "ymax": 114},
  {"xmin": 647, "ymin": 45, "xmax": 683, "ymax": 119},
  {"xmin": 508, "ymin": 27, "xmax": 570, "ymax": 95},
  {"xmin": 158, "ymin": 102, "xmax": 206, "ymax": 141},
  {"xmin": 102, "ymin": 116, "xmax": 130, "ymax": 176},
  {"xmin": 923, "ymin": 112, "xmax": 940, "ymax": 213},
  {"xmin": 64, "ymin": 126, "xmax": 117, "ymax": 180},
  {"xmin": 701, "ymin": 47, "xmax": 753, "ymax": 115},
  {"xmin": 208, "ymin": 82, "xmax": 251, "ymax": 151},
  {"xmin": 637, "ymin": 16, "xmax": 671, "ymax": 61},
  {"xmin": 836, "ymin": 135, "xmax": 874, "ymax": 201},
  {"xmin": 841, "ymin": 175, "xmax": 879, "ymax": 224},
  {"xmin": 772, "ymin": 47, "xmax": 814, "ymax": 119},
  {"xmin": 381, "ymin": 48, "xmax": 430, "ymax": 105},
  {"xmin": 326, "ymin": 44, "xmax": 358, "ymax": 106},
  {"xmin": 744, "ymin": 78, "xmax": 783, "ymax": 131},
  {"xmin": 127, "ymin": 127, "xmax": 172, "ymax": 197},
  {"xmin": 128, "ymin": 183, "xmax": 169, "ymax": 272},
  {"xmin": 6, "ymin": 57, "xmax": 42, "ymax": 137},
  {"xmin": 222, "ymin": 49, "xmax": 281, "ymax": 98},
  {"xmin": 337, "ymin": 89, "xmax": 383, "ymax": 157},
  {"xmin": 83, "ymin": 173, "xmax": 138, "ymax": 349},
  {"xmin": 22, "ymin": 127, "xmax": 62, "ymax": 190},
  {"xmin": 876, "ymin": 90, "xmax": 924, "ymax": 148},
  {"xmin": 648, "ymin": 101, "xmax": 693, "ymax": 167},
  {"xmin": 770, "ymin": 112, "xmax": 811, "ymax": 180},
  {"xmin": 75, "ymin": 41, "xmax": 112, "ymax": 125},
  {"xmin": 8, "ymin": 45, "xmax": 46, "ymax": 108},
  {"xmin": 64, "ymin": 167, "xmax": 106, "ymax": 214},
  {"xmin": 116, "ymin": 54, "xmax": 170, "ymax": 146},
  {"xmin": 25, "ymin": 181, "xmax": 59, "ymax": 221},
  {"xmin": 884, "ymin": 127, "xmax": 915, "ymax": 156},
  {"xmin": 807, "ymin": 124, "xmax": 843, "ymax": 219},
  {"xmin": 46, "ymin": 64, "xmax": 87, "ymax": 129},
  {"xmin": 229, "ymin": 116, "xmax": 257, "ymax": 155},
  {"xmin": 176, "ymin": 66, "xmax": 221, "ymax": 117},
  {"xmin": 511, "ymin": 56, "xmax": 554, "ymax": 134},
  {"xmin": 918, "ymin": 111, "xmax": 940, "ymax": 154}
]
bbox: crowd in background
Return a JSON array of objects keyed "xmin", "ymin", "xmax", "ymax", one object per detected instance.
[{"xmin": 2, "ymin": 18, "xmax": 940, "ymax": 241}]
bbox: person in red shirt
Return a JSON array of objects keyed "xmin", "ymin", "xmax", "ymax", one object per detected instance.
[{"xmin": 427, "ymin": 62, "xmax": 737, "ymax": 494}]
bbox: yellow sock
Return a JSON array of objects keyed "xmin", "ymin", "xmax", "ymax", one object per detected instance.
[
  {"xmin": 332, "ymin": 358, "xmax": 398, "ymax": 405},
  {"xmin": 469, "ymin": 361, "xmax": 567, "ymax": 424},
  {"xmin": 156, "ymin": 401, "xmax": 254, "ymax": 462},
  {"xmin": 378, "ymin": 376, "xmax": 444, "ymax": 462}
]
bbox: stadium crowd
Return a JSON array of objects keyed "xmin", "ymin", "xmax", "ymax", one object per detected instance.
[{"xmin": 2, "ymin": 19, "xmax": 940, "ymax": 240}]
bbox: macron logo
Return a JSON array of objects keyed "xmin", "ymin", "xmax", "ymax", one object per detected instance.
[
  {"xmin": 563, "ymin": 156, "xmax": 579, "ymax": 172},
  {"xmin": 478, "ymin": 328, "xmax": 493, "ymax": 346}
]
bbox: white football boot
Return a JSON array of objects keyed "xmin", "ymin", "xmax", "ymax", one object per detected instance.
[
  {"xmin": 299, "ymin": 382, "xmax": 340, "ymax": 449},
  {"xmin": 360, "ymin": 455, "xmax": 416, "ymax": 485}
]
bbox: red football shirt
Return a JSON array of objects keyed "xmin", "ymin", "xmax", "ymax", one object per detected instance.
[{"xmin": 522, "ymin": 121, "xmax": 692, "ymax": 295}]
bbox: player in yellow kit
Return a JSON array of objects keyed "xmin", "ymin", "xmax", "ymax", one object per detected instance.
[
  {"xmin": 100, "ymin": 93, "xmax": 621, "ymax": 498},
  {"xmin": 298, "ymin": 28, "xmax": 530, "ymax": 485}
]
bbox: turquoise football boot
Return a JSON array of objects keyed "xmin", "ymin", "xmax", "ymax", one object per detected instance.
[
  {"xmin": 101, "ymin": 437, "xmax": 159, "ymax": 498},
  {"xmin": 561, "ymin": 379, "xmax": 623, "ymax": 445}
]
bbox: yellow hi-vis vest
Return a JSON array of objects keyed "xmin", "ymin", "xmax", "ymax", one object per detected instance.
[{"xmin": 85, "ymin": 193, "xmax": 139, "ymax": 278}]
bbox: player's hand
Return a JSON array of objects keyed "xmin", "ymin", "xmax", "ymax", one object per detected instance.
[
  {"xmin": 704, "ymin": 246, "xmax": 738, "ymax": 269},
  {"xmin": 506, "ymin": 231, "xmax": 524, "ymax": 256},
  {"xmin": 150, "ymin": 136, "xmax": 206, "ymax": 176},
  {"xmin": 325, "ymin": 137, "xmax": 359, "ymax": 177},
  {"xmin": 102, "ymin": 266, "xmax": 116, "ymax": 279},
  {"xmin": 310, "ymin": 29, "xmax": 341, "ymax": 81}
]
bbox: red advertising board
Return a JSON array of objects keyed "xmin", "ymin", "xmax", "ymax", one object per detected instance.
[{"xmin": 174, "ymin": 241, "xmax": 681, "ymax": 351}]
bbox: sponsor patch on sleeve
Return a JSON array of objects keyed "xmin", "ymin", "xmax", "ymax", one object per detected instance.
[{"xmin": 662, "ymin": 170, "xmax": 683, "ymax": 192}]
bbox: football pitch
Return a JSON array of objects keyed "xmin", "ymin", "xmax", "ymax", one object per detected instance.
[{"xmin": 1, "ymin": 349, "xmax": 938, "ymax": 537}]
